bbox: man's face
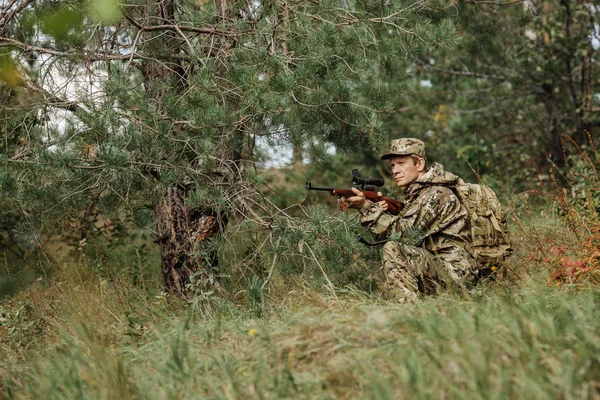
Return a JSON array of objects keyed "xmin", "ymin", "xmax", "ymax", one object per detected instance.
[{"xmin": 389, "ymin": 155, "xmax": 425, "ymax": 188}]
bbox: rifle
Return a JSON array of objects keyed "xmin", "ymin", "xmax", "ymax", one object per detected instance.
[{"xmin": 306, "ymin": 169, "xmax": 403, "ymax": 215}]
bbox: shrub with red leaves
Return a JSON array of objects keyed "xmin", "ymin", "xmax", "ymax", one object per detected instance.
[{"xmin": 548, "ymin": 226, "xmax": 600, "ymax": 285}]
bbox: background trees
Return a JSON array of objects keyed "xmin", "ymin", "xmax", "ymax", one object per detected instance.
[{"xmin": 392, "ymin": 0, "xmax": 600, "ymax": 191}]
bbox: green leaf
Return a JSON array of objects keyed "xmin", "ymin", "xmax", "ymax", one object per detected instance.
[
  {"xmin": 90, "ymin": 0, "xmax": 122, "ymax": 23},
  {"xmin": 39, "ymin": 6, "xmax": 84, "ymax": 42}
]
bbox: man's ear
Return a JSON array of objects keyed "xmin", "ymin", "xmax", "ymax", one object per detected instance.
[{"xmin": 417, "ymin": 157, "xmax": 426, "ymax": 172}]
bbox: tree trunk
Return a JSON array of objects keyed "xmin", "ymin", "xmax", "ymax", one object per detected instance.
[
  {"xmin": 154, "ymin": 187, "xmax": 226, "ymax": 295},
  {"xmin": 536, "ymin": 84, "xmax": 565, "ymax": 170},
  {"xmin": 138, "ymin": 0, "xmax": 232, "ymax": 295}
]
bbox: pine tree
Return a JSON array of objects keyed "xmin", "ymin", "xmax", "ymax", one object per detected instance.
[{"xmin": 1, "ymin": 0, "xmax": 460, "ymax": 295}]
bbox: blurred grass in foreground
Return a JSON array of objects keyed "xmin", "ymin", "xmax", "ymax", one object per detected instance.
[{"xmin": 1, "ymin": 269, "xmax": 600, "ymax": 399}]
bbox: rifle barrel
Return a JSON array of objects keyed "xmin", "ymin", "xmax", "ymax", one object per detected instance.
[{"xmin": 305, "ymin": 182, "xmax": 336, "ymax": 192}]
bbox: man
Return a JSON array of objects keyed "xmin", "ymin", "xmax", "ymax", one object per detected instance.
[{"xmin": 343, "ymin": 138, "xmax": 478, "ymax": 303}]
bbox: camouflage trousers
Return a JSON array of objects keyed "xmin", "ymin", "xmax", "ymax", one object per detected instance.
[{"xmin": 381, "ymin": 241, "xmax": 478, "ymax": 303}]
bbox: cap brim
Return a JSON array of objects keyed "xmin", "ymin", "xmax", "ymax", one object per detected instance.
[{"xmin": 381, "ymin": 152, "xmax": 409, "ymax": 160}]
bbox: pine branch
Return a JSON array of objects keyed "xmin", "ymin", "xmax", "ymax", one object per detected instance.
[
  {"xmin": 0, "ymin": 0, "xmax": 34, "ymax": 35},
  {"xmin": 25, "ymin": 80, "xmax": 85, "ymax": 114},
  {"xmin": 123, "ymin": 15, "xmax": 234, "ymax": 37},
  {"xmin": 0, "ymin": 36, "xmax": 191, "ymax": 61},
  {"xmin": 464, "ymin": 0, "xmax": 526, "ymax": 5},
  {"xmin": 418, "ymin": 64, "xmax": 509, "ymax": 81}
]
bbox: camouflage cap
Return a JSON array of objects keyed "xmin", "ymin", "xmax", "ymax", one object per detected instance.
[{"xmin": 381, "ymin": 138, "xmax": 426, "ymax": 160}]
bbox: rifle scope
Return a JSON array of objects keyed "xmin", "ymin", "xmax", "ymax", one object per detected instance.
[{"xmin": 352, "ymin": 176, "xmax": 384, "ymax": 187}]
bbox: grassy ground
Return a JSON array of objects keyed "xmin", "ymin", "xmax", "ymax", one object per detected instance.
[
  {"xmin": 1, "ymin": 204, "xmax": 600, "ymax": 399},
  {"xmin": 2, "ymin": 273, "xmax": 600, "ymax": 399}
]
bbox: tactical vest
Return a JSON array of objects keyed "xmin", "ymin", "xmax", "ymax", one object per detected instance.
[{"xmin": 452, "ymin": 179, "xmax": 512, "ymax": 270}]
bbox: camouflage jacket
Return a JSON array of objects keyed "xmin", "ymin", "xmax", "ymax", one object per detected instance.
[{"xmin": 359, "ymin": 163, "xmax": 472, "ymax": 254}]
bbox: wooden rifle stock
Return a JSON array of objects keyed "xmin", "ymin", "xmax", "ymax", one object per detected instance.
[{"xmin": 306, "ymin": 182, "xmax": 403, "ymax": 215}]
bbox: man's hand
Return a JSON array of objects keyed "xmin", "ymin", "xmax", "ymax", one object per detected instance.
[{"xmin": 340, "ymin": 187, "xmax": 388, "ymax": 211}]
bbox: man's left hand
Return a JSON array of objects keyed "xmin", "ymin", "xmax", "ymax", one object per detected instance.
[
  {"xmin": 342, "ymin": 187, "xmax": 366, "ymax": 209},
  {"xmin": 340, "ymin": 187, "xmax": 388, "ymax": 211}
]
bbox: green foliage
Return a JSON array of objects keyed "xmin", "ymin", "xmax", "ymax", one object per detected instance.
[
  {"xmin": 12, "ymin": 219, "xmax": 40, "ymax": 246},
  {"xmin": 562, "ymin": 139, "xmax": 600, "ymax": 218},
  {"xmin": 268, "ymin": 205, "xmax": 380, "ymax": 289}
]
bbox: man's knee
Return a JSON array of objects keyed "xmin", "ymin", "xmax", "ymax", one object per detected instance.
[
  {"xmin": 381, "ymin": 241, "xmax": 442, "ymax": 300},
  {"xmin": 383, "ymin": 241, "xmax": 428, "ymax": 272},
  {"xmin": 382, "ymin": 241, "xmax": 398, "ymax": 257}
]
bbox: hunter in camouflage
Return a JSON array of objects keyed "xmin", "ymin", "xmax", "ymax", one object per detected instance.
[{"xmin": 343, "ymin": 138, "xmax": 478, "ymax": 303}]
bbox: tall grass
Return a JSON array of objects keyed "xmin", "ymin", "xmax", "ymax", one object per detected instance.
[{"xmin": 2, "ymin": 264, "xmax": 600, "ymax": 399}]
